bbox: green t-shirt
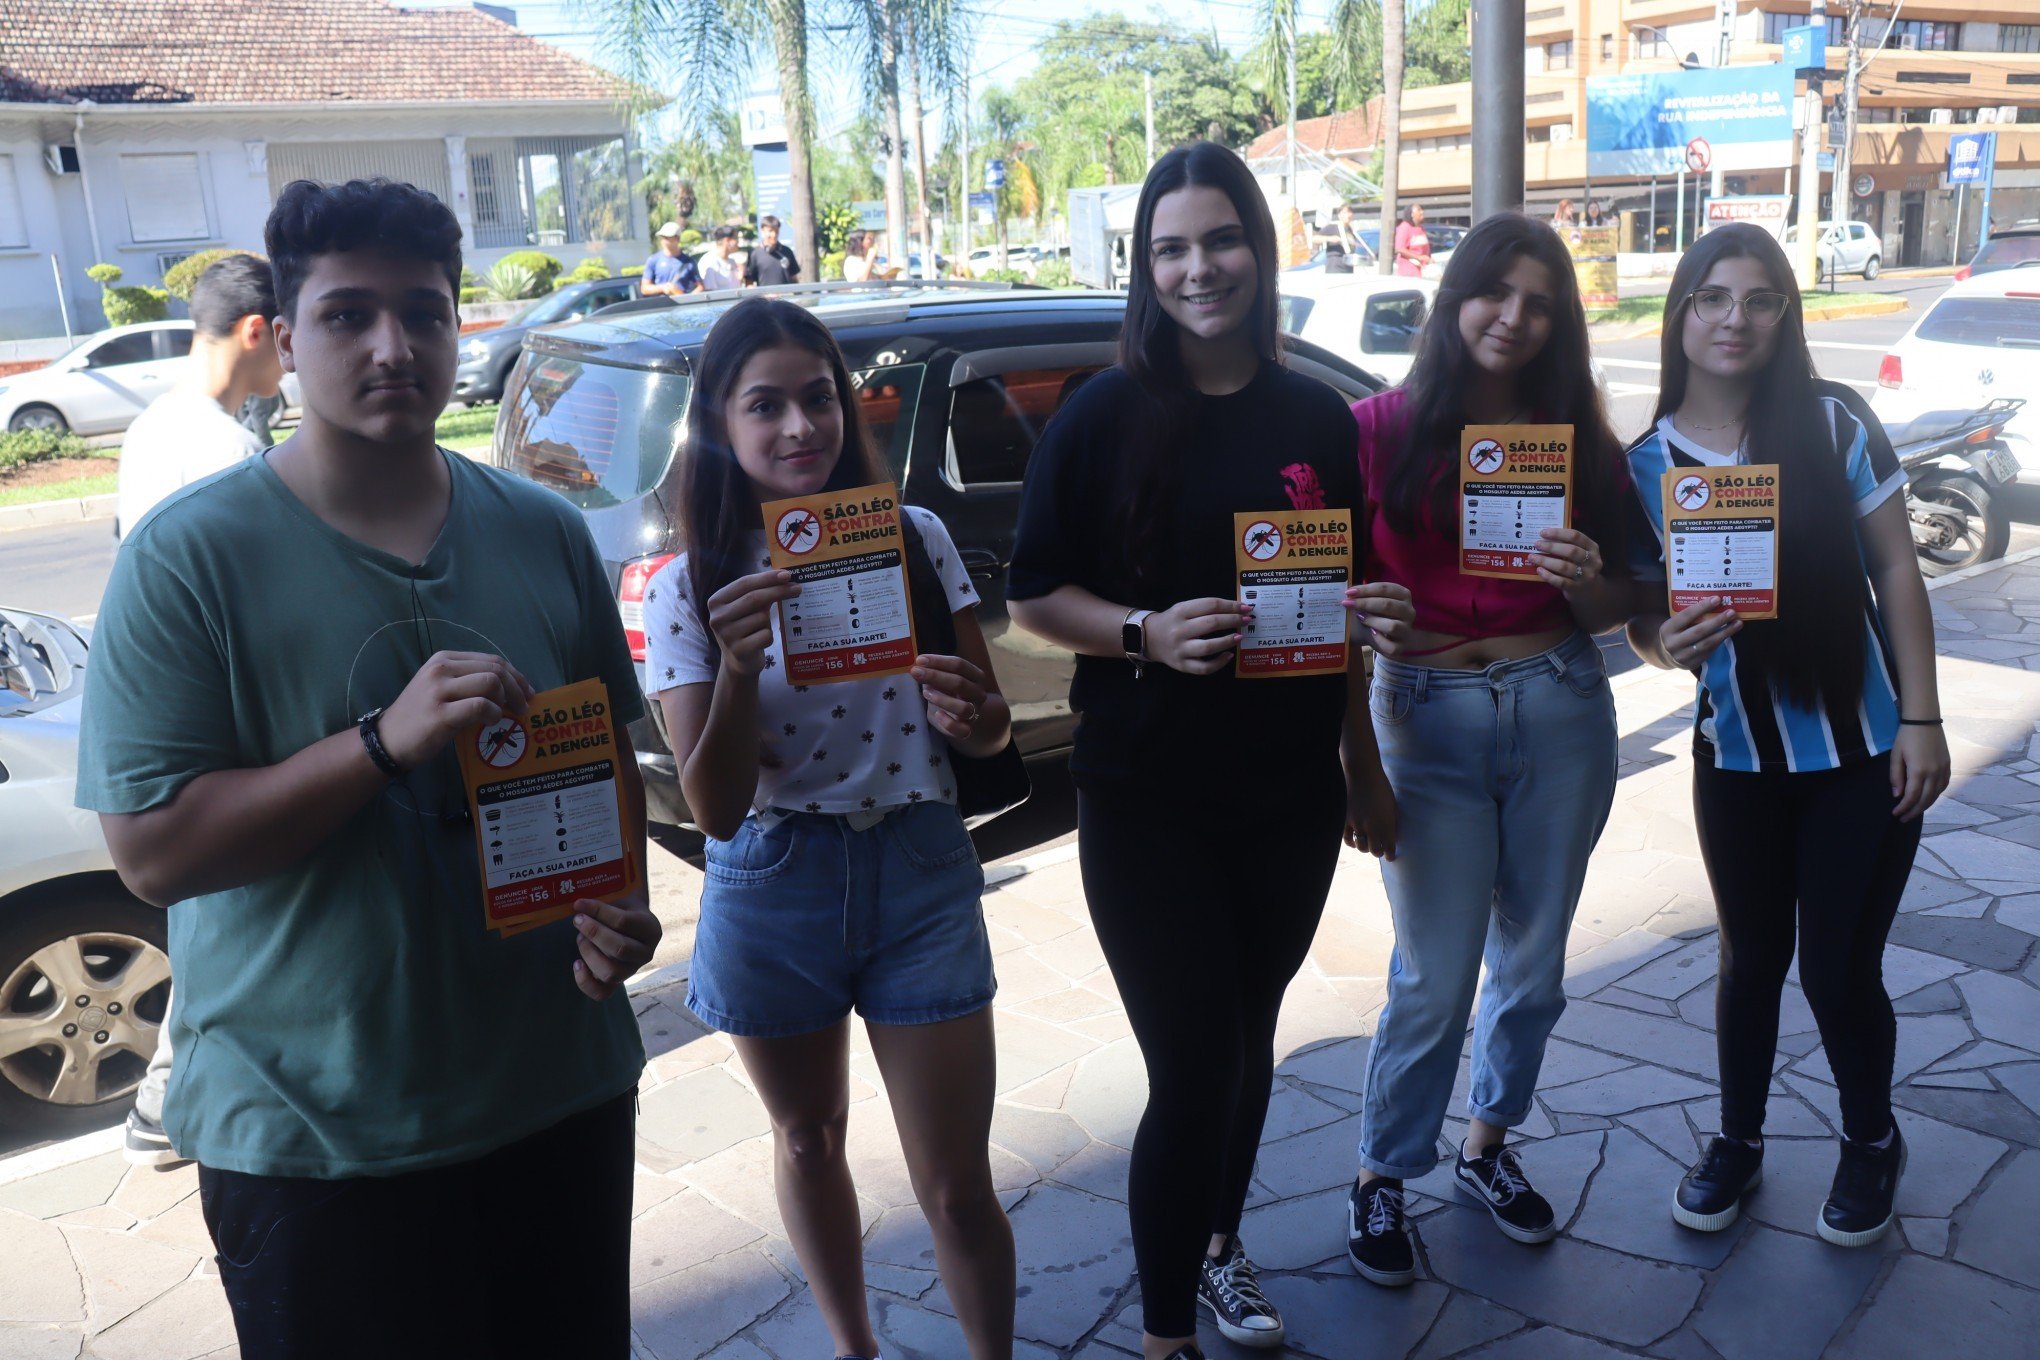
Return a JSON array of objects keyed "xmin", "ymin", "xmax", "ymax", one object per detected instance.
[{"xmin": 75, "ymin": 449, "xmax": 647, "ymax": 1178}]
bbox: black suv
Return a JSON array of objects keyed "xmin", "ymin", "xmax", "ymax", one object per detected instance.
[{"xmin": 492, "ymin": 281, "xmax": 1385, "ymax": 826}]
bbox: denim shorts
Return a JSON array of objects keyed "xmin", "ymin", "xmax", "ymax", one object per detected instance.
[{"xmin": 688, "ymin": 802, "xmax": 996, "ymax": 1037}]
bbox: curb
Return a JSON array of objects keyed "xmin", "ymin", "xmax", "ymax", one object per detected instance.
[{"xmin": 0, "ymin": 492, "xmax": 115, "ymax": 534}]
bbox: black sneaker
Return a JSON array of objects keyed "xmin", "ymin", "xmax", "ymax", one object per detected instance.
[
  {"xmin": 1819, "ymin": 1127, "xmax": 1906, "ymax": 1247},
  {"xmin": 1196, "ymin": 1234, "xmax": 1284, "ymax": 1348},
  {"xmin": 1345, "ymin": 1176, "xmax": 1416, "ymax": 1286},
  {"xmin": 1160, "ymin": 1348, "xmax": 1205, "ymax": 1360},
  {"xmin": 1673, "ymin": 1136, "xmax": 1764, "ymax": 1232},
  {"xmin": 123, "ymin": 1109, "xmax": 190, "ymax": 1169},
  {"xmin": 1454, "ymin": 1143, "xmax": 1559, "ymax": 1244}
]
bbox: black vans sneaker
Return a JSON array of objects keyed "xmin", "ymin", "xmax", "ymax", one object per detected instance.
[
  {"xmin": 1819, "ymin": 1127, "xmax": 1906, "ymax": 1247},
  {"xmin": 1345, "ymin": 1176, "xmax": 1416, "ymax": 1287},
  {"xmin": 1196, "ymin": 1235, "xmax": 1284, "ymax": 1348},
  {"xmin": 1160, "ymin": 1348, "xmax": 1205, "ymax": 1360},
  {"xmin": 1454, "ymin": 1143, "xmax": 1559, "ymax": 1244},
  {"xmin": 1673, "ymin": 1136, "xmax": 1764, "ymax": 1232}
]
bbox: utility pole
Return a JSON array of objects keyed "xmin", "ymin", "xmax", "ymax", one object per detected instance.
[
  {"xmin": 1792, "ymin": 0, "xmax": 1829, "ymax": 289},
  {"xmin": 1711, "ymin": 0, "xmax": 1735, "ymax": 200},
  {"xmin": 1285, "ymin": 6, "xmax": 1298, "ymax": 200},
  {"xmin": 957, "ymin": 69, "xmax": 970, "ymax": 270},
  {"xmin": 1144, "ymin": 71, "xmax": 1156, "ymax": 170},
  {"xmin": 1471, "ymin": 0, "xmax": 1526, "ymax": 220},
  {"xmin": 1834, "ymin": 1, "xmax": 1866, "ymax": 232}
]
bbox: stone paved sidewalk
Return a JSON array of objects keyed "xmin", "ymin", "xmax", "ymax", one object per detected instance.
[{"xmin": 6, "ymin": 555, "xmax": 2040, "ymax": 1360}]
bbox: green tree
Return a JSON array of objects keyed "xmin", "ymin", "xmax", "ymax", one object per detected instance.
[{"xmin": 642, "ymin": 110, "xmax": 753, "ymax": 231}]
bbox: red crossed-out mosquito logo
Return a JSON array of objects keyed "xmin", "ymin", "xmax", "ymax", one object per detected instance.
[
  {"xmin": 776, "ymin": 508, "xmax": 822, "ymax": 554},
  {"xmin": 1673, "ymin": 475, "xmax": 1712, "ymax": 512},
  {"xmin": 1467, "ymin": 439, "xmax": 1506, "ymax": 475},
  {"xmin": 476, "ymin": 716, "xmax": 528, "ymax": 768},
  {"xmin": 1242, "ymin": 520, "xmax": 1283, "ymax": 561}
]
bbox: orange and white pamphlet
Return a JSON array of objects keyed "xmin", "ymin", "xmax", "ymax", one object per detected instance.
[
  {"xmin": 1662, "ymin": 465, "xmax": 1781, "ymax": 620},
  {"xmin": 1234, "ymin": 509, "xmax": 1353, "ymax": 678},
  {"xmin": 1459, "ymin": 424, "xmax": 1574, "ymax": 579},
  {"xmin": 760, "ymin": 481, "xmax": 919, "ymax": 685}
]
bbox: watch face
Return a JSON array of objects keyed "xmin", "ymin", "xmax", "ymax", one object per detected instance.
[{"xmin": 1122, "ymin": 621, "xmax": 1143, "ymax": 655}]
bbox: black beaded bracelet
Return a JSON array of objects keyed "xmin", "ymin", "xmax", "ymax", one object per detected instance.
[{"xmin": 1899, "ymin": 718, "xmax": 1943, "ymax": 727}]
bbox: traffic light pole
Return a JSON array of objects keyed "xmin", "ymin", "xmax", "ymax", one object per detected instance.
[
  {"xmin": 1792, "ymin": 0, "xmax": 1828, "ymax": 289},
  {"xmin": 1471, "ymin": 0, "xmax": 1526, "ymax": 221}
]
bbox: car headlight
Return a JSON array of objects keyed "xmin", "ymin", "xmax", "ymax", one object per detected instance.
[{"xmin": 460, "ymin": 340, "xmax": 491, "ymax": 361}]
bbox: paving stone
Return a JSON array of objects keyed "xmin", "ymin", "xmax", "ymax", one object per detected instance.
[
  {"xmin": 1243, "ymin": 1274, "xmax": 1447, "ymax": 1360},
  {"xmin": 0, "ymin": 1325, "xmax": 82, "ymax": 1359},
  {"xmin": 1954, "ymin": 969, "xmax": 2040, "ymax": 1052},
  {"xmin": 1997, "ymin": 1061, "xmax": 2040, "ymax": 1122},
  {"xmin": 700, "ymin": 1339, "xmax": 773, "ymax": 1360},
  {"xmin": 1687, "ymin": 1090, "xmax": 1832, "ymax": 1140},
  {"xmin": 1551, "ymin": 999, "xmax": 1717, "ymax": 1078},
  {"xmin": 1922, "ymin": 797, "xmax": 1997, "ymax": 830},
  {"xmin": 84, "ymin": 1275, "xmax": 234, "ymax": 1360},
  {"xmin": 1692, "ymin": 1223, "xmax": 1889, "ymax": 1360},
  {"xmin": 631, "ymin": 1189, "xmax": 764, "ymax": 1288},
  {"xmin": 1831, "ymin": 1253, "xmax": 2040, "ymax": 1360},
  {"xmin": 990, "ymin": 1102, "xmax": 1093, "ymax": 1178},
  {"xmin": 1044, "ymin": 1140, "xmax": 1128, "ymax": 1203},
  {"xmin": 1259, "ymin": 1081, "xmax": 1350, "ymax": 1142},
  {"xmin": 1458, "ymin": 1329, "xmax": 1638, "ymax": 1360},
  {"xmin": 1951, "ymin": 1147, "xmax": 2040, "ymax": 1289},
  {"xmin": 1563, "ymin": 930, "xmax": 1684, "ymax": 1000},
  {"xmin": 1238, "ymin": 1186, "xmax": 1351, "ymax": 1271},
  {"xmin": 996, "ymin": 949, "xmax": 1088, "ymax": 1007},
  {"xmin": 1061, "ymin": 1039, "xmax": 1146, "ymax": 1146},
  {"xmin": 1893, "ymin": 979, "xmax": 1963, "ymax": 1015},
  {"xmin": 1544, "ymin": 1065, "xmax": 1713, "ymax": 1117},
  {"xmin": 1407, "ymin": 1292, "xmax": 1525, "ymax": 1360},
  {"xmin": 1417, "ymin": 1205, "xmax": 1702, "ymax": 1347},
  {"xmin": 60, "ymin": 1226, "xmax": 197, "ymax": 1334},
  {"xmin": 1569, "ymin": 1130, "xmax": 1744, "ymax": 1270},
  {"xmin": 630, "ymin": 1248, "xmax": 793, "ymax": 1360},
  {"xmin": 992, "ymin": 1012, "xmax": 1100, "ymax": 1096},
  {"xmin": 1596, "ymin": 988, "xmax": 1678, "ymax": 1017},
  {"xmin": 0, "ymin": 1155, "xmax": 125, "ymax": 1222},
  {"xmin": 1253, "ymin": 1113, "xmax": 1365, "ymax": 1202},
  {"xmin": 1002, "ymin": 1185, "xmax": 1136, "ymax": 1350},
  {"xmin": 1535, "ymin": 1038, "xmax": 1636, "ymax": 1089},
  {"xmin": 1792, "ymin": 1013, "xmax": 1972, "ymax": 1086},
  {"xmin": 1006, "ymin": 1063, "xmax": 1075, "ymax": 1112},
  {"xmin": 1920, "ymin": 896, "xmax": 1991, "ymax": 918},
  {"xmin": 1910, "ymin": 1069, "xmax": 1995, "ymax": 1090},
  {"xmin": 1888, "ymin": 912, "xmax": 2038, "ymax": 972},
  {"xmin": 1621, "ymin": 1105, "xmax": 1702, "ymax": 1165},
  {"xmin": 1927, "ymin": 1040, "xmax": 2036, "ymax": 1072},
  {"xmin": 1868, "ymin": 945, "xmax": 1970, "ymax": 1000},
  {"xmin": 1896, "ymin": 870, "xmax": 1976, "ymax": 915},
  {"xmin": 1901, "ymin": 1215, "xmax": 1950, "ymax": 1256},
  {"xmin": 1919, "ymin": 828, "xmax": 2040, "ymax": 885},
  {"xmin": 633, "ymin": 1172, "xmax": 685, "ymax": 1219},
  {"xmin": 133, "ymin": 1193, "xmax": 211, "ymax": 1257},
  {"xmin": 1275, "ymin": 1036, "xmax": 1370, "ymax": 1095},
  {"xmin": 638, "ymin": 1067, "xmax": 772, "ymax": 1164},
  {"xmin": 1612, "ymin": 937, "xmax": 1719, "ymax": 1001},
  {"xmin": 108, "ymin": 1165, "xmax": 198, "ymax": 1224},
  {"xmin": 0, "ymin": 1211, "xmax": 81, "ymax": 1324}
]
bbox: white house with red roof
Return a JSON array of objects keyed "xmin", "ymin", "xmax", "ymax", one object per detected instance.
[{"xmin": 0, "ymin": 0, "xmax": 649, "ymax": 337}]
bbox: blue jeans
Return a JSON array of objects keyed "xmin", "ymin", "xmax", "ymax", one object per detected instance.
[{"xmin": 1358, "ymin": 630, "xmax": 1617, "ymax": 1179}]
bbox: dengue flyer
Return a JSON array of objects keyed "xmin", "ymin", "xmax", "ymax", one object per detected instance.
[
  {"xmin": 1459, "ymin": 424, "xmax": 1574, "ymax": 579},
  {"xmin": 1662, "ymin": 464, "xmax": 1781, "ymax": 620},
  {"xmin": 1234, "ymin": 509, "xmax": 1353, "ymax": 679},
  {"xmin": 456, "ymin": 677, "xmax": 639, "ymax": 937},
  {"xmin": 760, "ymin": 481, "xmax": 918, "ymax": 686}
]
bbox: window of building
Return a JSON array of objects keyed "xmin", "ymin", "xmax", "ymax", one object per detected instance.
[
  {"xmin": 0, "ymin": 154, "xmax": 25, "ymax": 248},
  {"xmin": 948, "ymin": 366, "xmax": 1103, "ymax": 487},
  {"xmin": 466, "ymin": 137, "xmax": 632, "ymax": 249},
  {"xmin": 1547, "ymin": 40, "xmax": 1573, "ymax": 70},
  {"xmin": 1601, "ymin": 33, "xmax": 1614, "ymax": 62},
  {"xmin": 121, "ymin": 153, "xmax": 209, "ymax": 243},
  {"xmin": 1764, "ymin": 13, "xmax": 1959, "ymax": 50},
  {"xmin": 1632, "ymin": 28, "xmax": 1670, "ymax": 59},
  {"xmin": 2004, "ymin": 25, "xmax": 2040, "ymax": 54}
]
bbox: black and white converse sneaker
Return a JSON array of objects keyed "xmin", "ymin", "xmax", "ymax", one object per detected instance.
[
  {"xmin": 123, "ymin": 1109, "xmax": 189, "ymax": 1169},
  {"xmin": 1454, "ymin": 1143, "xmax": 1559, "ymax": 1244},
  {"xmin": 1345, "ymin": 1177, "xmax": 1416, "ymax": 1287},
  {"xmin": 1195, "ymin": 1235, "xmax": 1284, "ymax": 1348},
  {"xmin": 1673, "ymin": 1136, "xmax": 1763, "ymax": 1232},
  {"xmin": 1819, "ymin": 1127, "xmax": 1906, "ymax": 1247},
  {"xmin": 1160, "ymin": 1347, "xmax": 1205, "ymax": 1360}
]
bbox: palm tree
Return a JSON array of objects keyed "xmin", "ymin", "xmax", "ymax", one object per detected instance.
[
  {"xmin": 843, "ymin": 0, "xmax": 969, "ymax": 273},
  {"xmin": 1376, "ymin": 0, "xmax": 1403, "ymax": 274},
  {"xmin": 590, "ymin": 0, "xmax": 822, "ymax": 280}
]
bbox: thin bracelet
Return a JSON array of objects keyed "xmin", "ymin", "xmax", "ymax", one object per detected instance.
[{"xmin": 1899, "ymin": 717, "xmax": 1943, "ymax": 727}]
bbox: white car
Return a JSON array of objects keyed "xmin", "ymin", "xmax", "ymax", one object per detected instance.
[
  {"xmin": 1872, "ymin": 273, "xmax": 2040, "ymax": 482},
  {"xmin": 0, "ymin": 608, "xmax": 169, "ymax": 1135},
  {"xmin": 1783, "ymin": 220, "xmax": 1882, "ymax": 283},
  {"xmin": 1278, "ymin": 272, "xmax": 1438, "ymax": 386},
  {"xmin": 0, "ymin": 321, "xmax": 301, "ymax": 437}
]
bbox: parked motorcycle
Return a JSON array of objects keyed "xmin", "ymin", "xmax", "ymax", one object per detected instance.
[{"xmin": 1889, "ymin": 399, "xmax": 2024, "ymax": 578}]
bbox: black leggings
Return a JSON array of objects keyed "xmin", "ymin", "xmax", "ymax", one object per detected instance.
[
  {"xmin": 1078, "ymin": 772, "xmax": 1343, "ymax": 1339},
  {"xmin": 1694, "ymin": 758, "xmax": 1921, "ymax": 1144}
]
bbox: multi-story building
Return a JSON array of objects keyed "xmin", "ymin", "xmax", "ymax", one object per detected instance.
[{"xmin": 1253, "ymin": 2, "xmax": 2040, "ymax": 267}]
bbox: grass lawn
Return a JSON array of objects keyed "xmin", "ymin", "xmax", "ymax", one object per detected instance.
[
  {"xmin": 1589, "ymin": 290, "xmax": 1892, "ymax": 327},
  {"xmin": 436, "ymin": 403, "xmax": 499, "ymax": 453},
  {"xmin": 0, "ymin": 449, "xmax": 119, "ymax": 508}
]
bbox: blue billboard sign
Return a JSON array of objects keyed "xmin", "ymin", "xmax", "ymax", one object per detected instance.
[
  {"xmin": 1587, "ymin": 65, "xmax": 1798, "ymax": 178},
  {"xmin": 751, "ymin": 145, "xmax": 793, "ymax": 223},
  {"xmin": 1780, "ymin": 24, "xmax": 1826, "ymax": 74},
  {"xmin": 1948, "ymin": 131, "xmax": 1994, "ymax": 185}
]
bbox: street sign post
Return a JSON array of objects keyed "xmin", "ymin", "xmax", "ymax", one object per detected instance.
[
  {"xmin": 1949, "ymin": 131, "xmax": 1998, "ymax": 255},
  {"xmin": 1781, "ymin": 24, "xmax": 1826, "ymax": 75},
  {"xmin": 984, "ymin": 159, "xmax": 1006, "ymax": 190}
]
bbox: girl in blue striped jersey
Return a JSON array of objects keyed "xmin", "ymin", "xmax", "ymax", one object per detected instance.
[{"xmin": 1623, "ymin": 225, "xmax": 1949, "ymax": 1249}]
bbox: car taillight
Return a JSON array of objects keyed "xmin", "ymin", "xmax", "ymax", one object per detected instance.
[
  {"xmin": 618, "ymin": 553, "xmax": 676, "ymax": 662},
  {"xmin": 1955, "ymin": 265, "xmax": 1972, "ymax": 282},
  {"xmin": 1877, "ymin": 354, "xmax": 1902, "ymax": 389}
]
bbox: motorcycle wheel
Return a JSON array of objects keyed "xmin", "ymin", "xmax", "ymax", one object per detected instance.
[{"xmin": 1911, "ymin": 475, "xmax": 2010, "ymax": 578}]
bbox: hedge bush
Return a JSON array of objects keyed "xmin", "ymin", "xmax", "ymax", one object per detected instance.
[
  {"xmin": 495, "ymin": 250, "xmax": 563, "ymax": 293},
  {"xmin": 0, "ymin": 428, "xmax": 91, "ymax": 473},
  {"xmin": 979, "ymin": 268, "xmax": 1029, "ymax": 285},
  {"xmin": 820, "ymin": 251, "xmax": 846, "ymax": 281},
  {"xmin": 565, "ymin": 257, "xmax": 613, "ymax": 283},
  {"xmin": 162, "ymin": 249, "xmax": 258, "ymax": 302},
  {"xmin": 85, "ymin": 263, "xmax": 170, "ymax": 326},
  {"xmin": 1032, "ymin": 257, "xmax": 1073, "ymax": 289},
  {"xmin": 677, "ymin": 229, "xmax": 704, "ymax": 248},
  {"xmin": 459, "ymin": 285, "xmax": 488, "ymax": 304}
]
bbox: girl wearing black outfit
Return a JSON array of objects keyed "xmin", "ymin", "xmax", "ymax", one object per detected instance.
[
  {"xmin": 1625, "ymin": 225, "xmax": 1950, "ymax": 1246},
  {"xmin": 1007, "ymin": 143, "xmax": 1411, "ymax": 1359}
]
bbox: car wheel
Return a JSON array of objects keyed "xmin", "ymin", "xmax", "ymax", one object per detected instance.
[
  {"xmin": 0, "ymin": 892, "xmax": 170, "ymax": 1134},
  {"xmin": 1861, "ymin": 255, "xmax": 1880, "ymax": 281},
  {"xmin": 6, "ymin": 404, "xmax": 68, "ymax": 435}
]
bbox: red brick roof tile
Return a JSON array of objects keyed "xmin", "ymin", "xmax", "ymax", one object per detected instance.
[
  {"xmin": 1244, "ymin": 99, "xmax": 1385, "ymax": 163},
  {"xmin": 0, "ymin": 0, "xmax": 627, "ymax": 106}
]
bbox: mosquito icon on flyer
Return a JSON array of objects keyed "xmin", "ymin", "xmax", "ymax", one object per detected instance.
[
  {"xmin": 1467, "ymin": 439, "xmax": 1506, "ymax": 475},
  {"xmin": 476, "ymin": 716, "xmax": 528, "ymax": 769},
  {"xmin": 1674, "ymin": 475, "xmax": 1712, "ymax": 511},
  {"xmin": 1242, "ymin": 520, "xmax": 1284, "ymax": 561},
  {"xmin": 776, "ymin": 508, "xmax": 822, "ymax": 554}
]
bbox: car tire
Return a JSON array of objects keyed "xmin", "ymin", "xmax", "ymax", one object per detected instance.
[
  {"xmin": 1863, "ymin": 255, "xmax": 1880, "ymax": 281},
  {"xmin": 0, "ymin": 891, "xmax": 170, "ymax": 1136},
  {"xmin": 6, "ymin": 404, "xmax": 68, "ymax": 435}
]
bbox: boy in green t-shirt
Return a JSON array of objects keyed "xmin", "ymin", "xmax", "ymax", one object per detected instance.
[{"xmin": 75, "ymin": 178, "xmax": 658, "ymax": 1357}]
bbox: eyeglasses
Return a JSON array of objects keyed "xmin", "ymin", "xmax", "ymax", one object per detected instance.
[{"xmin": 1687, "ymin": 288, "xmax": 1790, "ymax": 328}]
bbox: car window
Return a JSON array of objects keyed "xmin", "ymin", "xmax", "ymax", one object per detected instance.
[
  {"xmin": 498, "ymin": 355, "xmax": 691, "ymax": 510},
  {"xmin": 947, "ymin": 365, "xmax": 1103, "ymax": 488},
  {"xmin": 1914, "ymin": 298, "xmax": 2040, "ymax": 348},
  {"xmin": 1361, "ymin": 293, "xmax": 1427, "ymax": 355},
  {"xmin": 85, "ymin": 332, "xmax": 158, "ymax": 368},
  {"xmin": 157, "ymin": 329, "xmax": 193, "ymax": 360},
  {"xmin": 1280, "ymin": 295, "xmax": 1317, "ymax": 334},
  {"xmin": 1976, "ymin": 236, "xmax": 2040, "ymax": 270},
  {"xmin": 849, "ymin": 364, "xmax": 927, "ymax": 482}
]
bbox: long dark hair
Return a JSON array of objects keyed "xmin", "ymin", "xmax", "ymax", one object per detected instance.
[
  {"xmin": 1116, "ymin": 141, "xmax": 1283, "ymax": 587},
  {"xmin": 1385, "ymin": 213, "xmax": 1625, "ymax": 559},
  {"xmin": 1655, "ymin": 224, "xmax": 1864, "ymax": 713},
  {"xmin": 680, "ymin": 297, "xmax": 887, "ymax": 640}
]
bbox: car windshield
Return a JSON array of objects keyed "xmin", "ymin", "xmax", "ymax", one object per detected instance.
[
  {"xmin": 498, "ymin": 355, "xmax": 692, "ymax": 509},
  {"xmin": 1974, "ymin": 236, "xmax": 2040, "ymax": 272},
  {"xmin": 511, "ymin": 290, "xmax": 576, "ymax": 326},
  {"xmin": 1915, "ymin": 297, "xmax": 2040, "ymax": 349}
]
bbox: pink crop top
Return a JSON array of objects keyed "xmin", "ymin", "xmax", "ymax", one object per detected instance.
[{"xmin": 1352, "ymin": 388, "xmax": 1616, "ymax": 641}]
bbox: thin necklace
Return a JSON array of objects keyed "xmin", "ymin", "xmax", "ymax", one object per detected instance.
[{"xmin": 1679, "ymin": 409, "xmax": 1747, "ymax": 433}]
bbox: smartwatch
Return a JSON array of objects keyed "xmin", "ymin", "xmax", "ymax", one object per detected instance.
[
  {"xmin": 1121, "ymin": 609, "xmax": 1153, "ymax": 679},
  {"xmin": 357, "ymin": 707, "xmax": 406, "ymax": 778}
]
